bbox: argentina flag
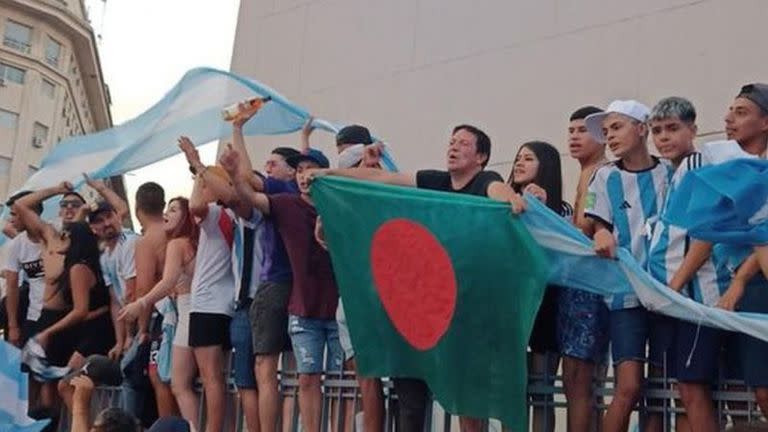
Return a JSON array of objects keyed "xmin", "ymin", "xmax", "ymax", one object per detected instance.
[
  {"xmin": 0, "ymin": 341, "xmax": 50, "ymax": 431},
  {"xmin": 662, "ymin": 158, "xmax": 768, "ymax": 245}
]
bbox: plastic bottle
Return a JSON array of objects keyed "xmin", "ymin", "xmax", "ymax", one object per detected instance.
[{"xmin": 222, "ymin": 96, "xmax": 272, "ymax": 122}]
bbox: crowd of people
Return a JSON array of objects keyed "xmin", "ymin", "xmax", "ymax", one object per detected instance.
[{"xmin": 1, "ymin": 81, "xmax": 768, "ymax": 432}]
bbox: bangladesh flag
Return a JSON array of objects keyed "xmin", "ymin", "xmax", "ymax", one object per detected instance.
[{"xmin": 311, "ymin": 176, "xmax": 549, "ymax": 430}]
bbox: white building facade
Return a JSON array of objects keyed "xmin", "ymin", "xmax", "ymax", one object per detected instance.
[{"xmin": 0, "ymin": 0, "xmax": 111, "ymax": 200}]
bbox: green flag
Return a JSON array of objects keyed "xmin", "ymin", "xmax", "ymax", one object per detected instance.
[{"xmin": 312, "ymin": 176, "xmax": 549, "ymax": 430}]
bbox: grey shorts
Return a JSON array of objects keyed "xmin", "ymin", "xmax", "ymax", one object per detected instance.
[{"xmin": 250, "ymin": 281, "xmax": 292, "ymax": 355}]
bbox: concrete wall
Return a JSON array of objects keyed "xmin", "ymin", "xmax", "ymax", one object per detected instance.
[{"xmin": 230, "ymin": 0, "xmax": 768, "ymax": 200}]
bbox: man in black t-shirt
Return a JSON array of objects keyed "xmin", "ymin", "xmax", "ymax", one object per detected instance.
[{"xmin": 312, "ymin": 124, "xmax": 524, "ymax": 432}]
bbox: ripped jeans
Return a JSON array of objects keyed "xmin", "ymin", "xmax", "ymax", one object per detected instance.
[{"xmin": 288, "ymin": 315, "xmax": 344, "ymax": 374}]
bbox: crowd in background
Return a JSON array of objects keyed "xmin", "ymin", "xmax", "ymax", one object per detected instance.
[{"xmin": 1, "ymin": 82, "xmax": 768, "ymax": 432}]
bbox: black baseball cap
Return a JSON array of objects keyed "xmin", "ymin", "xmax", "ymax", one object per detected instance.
[
  {"xmin": 87, "ymin": 201, "xmax": 115, "ymax": 223},
  {"xmin": 63, "ymin": 354, "xmax": 122, "ymax": 386},
  {"xmin": 737, "ymin": 83, "xmax": 768, "ymax": 115},
  {"xmin": 336, "ymin": 125, "xmax": 373, "ymax": 146}
]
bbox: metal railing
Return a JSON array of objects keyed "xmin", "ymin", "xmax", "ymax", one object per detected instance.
[{"xmin": 61, "ymin": 354, "xmax": 768, "ymax": 432}]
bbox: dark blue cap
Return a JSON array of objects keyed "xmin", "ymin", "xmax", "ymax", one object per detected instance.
[{"xmin": 286, "ymin": 148, "xmax": 330, "ymax": 169}]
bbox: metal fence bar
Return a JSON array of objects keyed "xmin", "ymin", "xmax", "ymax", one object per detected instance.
[{"xmin": 56, "ymin": 360, "xmax": 768, "ymax": 432}]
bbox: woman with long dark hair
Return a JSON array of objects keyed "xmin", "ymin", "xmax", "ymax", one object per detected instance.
[
  {"xmin": 508, "ymin": 141, "xmax": 571, "ymax": 432},
  {"xmin": 14, "ymin": 183, "xmax": 115, "ymax": 412},
  {"xmin": 120, "ymin": 197, "xmax": 200, "ymax": 429}
]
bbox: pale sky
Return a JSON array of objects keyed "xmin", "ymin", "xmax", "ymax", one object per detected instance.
[{"xmin": 85, "ymin": 0, "xmax": 240, "ymax": 223}]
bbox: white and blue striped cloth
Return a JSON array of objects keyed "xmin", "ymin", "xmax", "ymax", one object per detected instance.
[{"xmin": 0, "ymin": 341, "xmax": 50, "ymax": 431}]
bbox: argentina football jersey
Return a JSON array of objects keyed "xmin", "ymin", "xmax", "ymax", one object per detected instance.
[
  {"xmin": 648, "ymin": 153, "xmax": 731, "ymax": 306},
  {"xmin": 585, "ymin": 157, "xmax": 673, "ymax": 309}
]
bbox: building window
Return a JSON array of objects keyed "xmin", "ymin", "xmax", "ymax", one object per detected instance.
[
  {"xmin": 32, "ymin": 123, "xmax": 48, "ymax": 148},
  {"xmin": 0, "ymin": 63, "xmax": 26, "ymax": 84},
  {"xmin": 41, "ymin": 79, "xmax": 56, "ymax": 98},
  {"xmin": 3, "ymin": 20, "xmax": 32, "ymax": 53},
  {"xmin": 0, "ymin": 109, "xmax": 19, "ymax": 130},
  {"xmin": 45, "ymin": 37, "xmax": 62, "ymax": 67}
]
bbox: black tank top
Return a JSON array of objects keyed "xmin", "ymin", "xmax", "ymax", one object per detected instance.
[{"xmin": 59, "ymin": 262, "xmax": 110, "ymax": 311}]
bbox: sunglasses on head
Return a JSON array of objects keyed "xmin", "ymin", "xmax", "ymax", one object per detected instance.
[{"xmin": 59, "ymin": 200, "xmax": 83, "ymax": 209}]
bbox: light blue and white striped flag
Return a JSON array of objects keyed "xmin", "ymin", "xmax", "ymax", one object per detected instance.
[{"xmin": 0, "ymin": 341, "xmax": 50, "ymax": 431}]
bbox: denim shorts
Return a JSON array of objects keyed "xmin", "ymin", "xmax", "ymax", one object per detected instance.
[
  {"xmin": 557, "ymin": 287, "xmax": 609, "ymax": 363},
  {"xmin": 608, "ymin": 306, "xmax": 648, "ymax": 366},
  {"xmin": 230, "ymin": 305, "xmax": 257, "ymax": 389},
  {"xmin": 288, "ymin": 315, "xmax": 343, "ymax": 374}
]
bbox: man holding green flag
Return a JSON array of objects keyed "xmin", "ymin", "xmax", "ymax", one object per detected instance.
[{"xmin": 309, "ymin": 124, "xmax": 548, "ymax": 431}]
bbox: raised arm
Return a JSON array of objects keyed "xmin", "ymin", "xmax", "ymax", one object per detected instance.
[
  {"xmin": 179, "ymin": 136, "xmax": 244, "ymax": 217},
  {"xmin": 84, "ymin": 173, "xmax": 129, "ymax": 222},
  {"xmin": 231, "ymin": 104, "xmax": 258, "ymax": 177},
  {"xmin": 299, "ymin": 117, "xmax": 314, "ymax": 155},
  {"xmin": 220, "ymin": 145, "xmax": 271, "ymax": 216},
  {"xmin": 14, "ymin": 182, "xmax": 70, "ymax": 243}
]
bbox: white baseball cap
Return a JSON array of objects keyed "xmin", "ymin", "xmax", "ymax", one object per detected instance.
[{"xmin": 585, "ymin": 100, "xmax": 650, "ymax": 143}]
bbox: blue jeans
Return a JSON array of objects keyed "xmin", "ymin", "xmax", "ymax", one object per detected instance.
[
  {"xmin": 609, "ymin": 307, "xmax": 648, "ymax": 365},
  {"xmin": 230, "ymin": 305, "xmax": 257, "ymax": 389},
  {"xmin": 288, "ymin": 315, "xmax": 343, "ymax": 374}
]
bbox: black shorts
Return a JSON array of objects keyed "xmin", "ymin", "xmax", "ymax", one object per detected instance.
[
  {"xmin": 36, "ymin": 308, "xmax": 77, "ymax": 367},
  {"xmin": 20, "ymin": 319, "xmax": 37, "ymax": 346},
  {"xmin": 529, "ymin": 286, "xmax": 559, "ymax": 354},
  {"xmin": 250, "ymin": 281, "xmax": 292, "ymax": 355},
  {"xmin": 189, "ymin": 312, "xmax": 231, "ymax": 348},
  {"xmin": 74, "ymin": 312, "xmax": 115, "ymax": 358},
  {"xmin": 148, "ymin": 313, "xmax": 164, "ymax": 368}
]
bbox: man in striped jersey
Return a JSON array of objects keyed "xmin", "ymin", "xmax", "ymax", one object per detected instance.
[
  {"xmin": 647, "ymin": 97, "xmax": 728, "ymax": 432},
  {"xmin": 84, "ymin": 176, "xmax": 137, "ymax": 362},
  {"xmin": 583, "ymin": 100, "xmax": 672, "ymax": 432}
]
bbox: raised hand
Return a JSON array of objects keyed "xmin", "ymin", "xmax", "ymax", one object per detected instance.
[
  {"xmin": 58, "ymin": 181, "xmax": 74, "ymax": 194},
  {"xmin": 362, "ymin": 142, "xmax": 384, "ymax": 168},
  {"xmin": 301, "ymin": 117, "xmax": 316, "ymax": 140},
  {"xmin": 83, "ymin": 172, "xmax": 106, "ymax": 192},
  {"xmin": 178, "ymin": 136, "xmax": 202, "ymax": 170},
  {"xmin": 218, "ymin": 143, "xmax": 241, "ymax": 175}
]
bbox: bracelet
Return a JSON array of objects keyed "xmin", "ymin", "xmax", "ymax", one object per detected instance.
[{"xmin": 195, "ymin": 165, "xmax": 209, "ymax": 178}]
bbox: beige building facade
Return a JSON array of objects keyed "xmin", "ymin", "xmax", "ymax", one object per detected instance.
[
  {"xmin": 0, "ymin": 0, "xmax": 111, "ymax": 200},
  {"xmin": 230, "ymin": 0, "xmax": 768, "ymax": 199}
]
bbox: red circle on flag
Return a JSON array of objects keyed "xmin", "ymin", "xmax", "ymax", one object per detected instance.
[{"xmin": 370, "ymin": 218, "xmax": 457, "ymax": 351}]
